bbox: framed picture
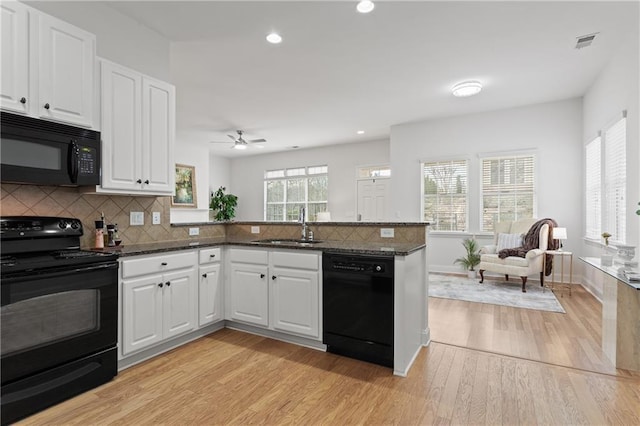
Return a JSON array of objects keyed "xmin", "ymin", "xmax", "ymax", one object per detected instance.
[{"xmin": 172, "ymin": 164, "xmax": 197, "ymax": 207}]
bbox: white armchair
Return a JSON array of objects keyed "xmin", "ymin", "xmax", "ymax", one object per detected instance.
[{"xmin": 478, "ymin": 218, "xmax": 550, "ymax": 292}]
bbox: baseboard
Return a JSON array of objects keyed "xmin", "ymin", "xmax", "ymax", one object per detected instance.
[{"xmin": 225, "ymin": 321, "xmax": 327, "ymax": 351}]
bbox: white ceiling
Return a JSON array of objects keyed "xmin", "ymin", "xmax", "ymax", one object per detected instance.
[{"xmin": 105, "ymin": 1, "xmax": 638, "ymax": 157}]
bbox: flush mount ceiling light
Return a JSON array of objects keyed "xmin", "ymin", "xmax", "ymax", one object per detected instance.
[
  {"xmin": 232, "ymin": 143, "xmax": 247, "ymax": 150},
  {"xmin": 356, "ymin": 0, "xmax": 375, "ymax": 14},
  {"xmin": 452, "ymin": 80, "xmax": 482, "ymax": 97},
  {"xmin": 266, "ymin": 32, "xmax": 282, "ymax": 44},
  {"xmin": 357, "ymin": 130, "xmax": 365, "ymax": 134}
]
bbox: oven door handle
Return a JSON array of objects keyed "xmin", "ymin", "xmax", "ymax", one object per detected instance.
[{"xmin": 2, "ymin": 262, "xmax": 118, "ymax": 281}]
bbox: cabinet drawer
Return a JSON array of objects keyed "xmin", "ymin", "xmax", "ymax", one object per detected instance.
[
  {"xmin": 271, "ymin": 251, "xmax": 319, "ymax": 271},
  {"xmin": 229, "ymin": 248, "xmax": 268, "ymax": 265},
  {"xmin": 199, "ymin": 247, "xmax": 221, "ymax": 264},
  {"xmin": 122, "ymin": 251, "xmax": 197, "ymax": 278}
]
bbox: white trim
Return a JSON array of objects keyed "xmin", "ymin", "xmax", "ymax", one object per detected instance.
[{"xmin": 476, "ymin": 148, "xmax": 538, "ymax": 159}]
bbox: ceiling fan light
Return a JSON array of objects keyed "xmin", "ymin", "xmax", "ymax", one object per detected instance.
[
  {"xmin": 452, "ymin": 80, "xmax": 482, "ymax": 97},
  {"xmin": 233, "ymin": 144, "xmax": 247, "ymax": 150},
  {"xmin": 357, "ymin": 0, "xmax": 375, "ymax": 13},
  {"xmin": 266, "ymin": 32, "xmax": 282, "ymax": 44}
]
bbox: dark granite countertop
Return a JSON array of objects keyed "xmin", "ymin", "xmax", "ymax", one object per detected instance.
[
  {"xmin": 92, "ymin": 237, "xmax": 425, "ymax": 257},
  {"xmin": 171, "ymin": 221, "xmax": 430, "ymax": 227}
]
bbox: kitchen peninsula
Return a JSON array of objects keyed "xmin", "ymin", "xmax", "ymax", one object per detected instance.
[{"xmin": 106, "ymin": 221, "xmax": 429, "ymax": 377}]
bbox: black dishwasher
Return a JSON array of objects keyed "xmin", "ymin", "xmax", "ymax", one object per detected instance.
[{"xmin": 323, "ymin": 252, "xmax": 394, "ymax": 367}]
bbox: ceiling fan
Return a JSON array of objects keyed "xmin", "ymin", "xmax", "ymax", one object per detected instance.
[{"xmin": 210, "ymin": 130, "xmax": 267, "ymax": 150}]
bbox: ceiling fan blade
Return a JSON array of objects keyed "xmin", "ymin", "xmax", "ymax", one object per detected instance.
[
  {"xmin": 249, "ymin": 138, "xmax": 267, "ymax": 143},
  {"xmin": 227, "ymin": 134, "xmax": 237, "ymax": 141},
  {"xmin": 210, "ymin": 141, "xmax": 230, "ymax": 144}
]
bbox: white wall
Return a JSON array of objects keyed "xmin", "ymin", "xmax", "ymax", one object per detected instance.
[
  {"xmin": 26, "ymin": 2, "xmax": 171, "ymax": 81},
  {"xmin": 581, "ymin": 33, "xmax": 639, "ymax": 299},
  {"xmin": 229, "ymin": 140, "xmax": 390, "ymax": 221},
  {"xmin": 390, "ymin": 98, "xmax": 583, "ymax": 273}
]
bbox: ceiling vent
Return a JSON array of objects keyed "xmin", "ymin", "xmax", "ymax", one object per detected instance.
[{"xmin": 575, "ymin": 33, "xmax": 598, "ymax": 49}]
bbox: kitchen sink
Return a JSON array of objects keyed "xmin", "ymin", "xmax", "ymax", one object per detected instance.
[{"xmin": 251, "ymin": 238, "xmax": 323, "ymax": 245}]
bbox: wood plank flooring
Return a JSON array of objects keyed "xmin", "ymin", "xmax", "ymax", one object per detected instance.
[
  {"xmin": 20, "ymin": 328, "xmax": 640, "ymax": 425},
  {"xmin": 429, "ymin": 283, "xmax": 639, "ymax": 377}
]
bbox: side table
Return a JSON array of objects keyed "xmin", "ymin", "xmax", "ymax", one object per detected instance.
[{"xmin": 543, "ymin": 250, "xmax": 573, "ymax": 297}]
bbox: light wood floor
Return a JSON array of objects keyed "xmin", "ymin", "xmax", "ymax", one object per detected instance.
[
  {"xmin": 21, "ymin": 328, "xmax": 640, "ymax": 425},
  {"xmin": 429, "ymin": 282, "xmax": 639, "ymax": 377}
]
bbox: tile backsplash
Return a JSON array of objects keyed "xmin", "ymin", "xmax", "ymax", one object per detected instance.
[{"xmin": 0, "ymin": 184, "xmax": 225, "ymax": 249}]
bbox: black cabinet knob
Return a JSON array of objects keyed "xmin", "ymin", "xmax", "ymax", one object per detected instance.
[
  {"xmin": 44, "ymin": 103, "xmax": 50, "ymax": 110},
  {"xmin": 20, "ymin": 97, "xmax": 26, "ymax": 104},
  {"xmin": 272, "ymin": 275, "xmax": 277, "ymax": 280},
  {"xmin": 161, "ymin": 262, "xmax": 168, "ymax": 266},
  {"xmin": 144, "ymin": 180, "xmax": 149, "ymax": 184},
  {"xmin": 202, "ymin": 273, "xmax": 207, "ymax": 278},
  {"xmin": 158, "ymin": 283, "xmax": 164, "ymax": 288},
  {"xmin": 166, "ymin": 281, "xmax": 171, "ymax": 287},
  {"xmin": 209, "ymin": 254, "xmax": 216, "ymax": 258},
  {"xmin": 136, "ymin": 179, "xmax": 142, "ymax": 184},
  {"xmin": 260, "ymin": 273, "xmax": 265, "ymax": 278}
]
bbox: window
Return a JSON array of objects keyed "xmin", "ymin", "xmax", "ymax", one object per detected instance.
[
  {"xmin": 583, "ymin": 114, "xmax": 627, "ymax": 244},
  {"xmin": 358, "ymin": 165, "xmax": 391, "ymax": 178},
  {"xmin": 604, "ymin": 116, "xmax": 627, "ymax": 243},
  {"xmin": 422, "ymin": 159, "xmax": 468, "ymax": 231},
  {"xmin": 264, "ymin": 165, "xmax": 328, "ymax": 221},
  {"xmin": 480, "ymin": 153, "xmax": 535, "ymax": 232},
  {"xmin": 584, "ymin": 136, "xmax": 601, "ymax": 240}
]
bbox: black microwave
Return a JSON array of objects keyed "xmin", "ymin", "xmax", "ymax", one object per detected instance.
[{"xmin": 0, "ymin": 112, "xmax": 101, "ymax": 186}]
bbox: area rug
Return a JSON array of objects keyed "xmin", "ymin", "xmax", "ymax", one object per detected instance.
[{"xmin": 428, "ymin": 273, "xmax": 566, "ymax": 313}]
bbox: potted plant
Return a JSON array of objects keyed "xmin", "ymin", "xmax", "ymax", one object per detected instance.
[
  {"xmin": 209, "ymin": 186, "xmax": 238, "ymax": 221},
  {"xmin": 601, "ymin": 232, "xmax": 614, "ymax": 266},
  {"xmin": 454, "ymin": 237, "xmax": 481, "ymax": 278}
]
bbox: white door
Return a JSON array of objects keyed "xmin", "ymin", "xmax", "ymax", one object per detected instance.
[
  {"xmin": 37, "ymin": 13, "xmax": 95, "ymax": 127},
  {"xmin": 357, "ymin": 178, "xmax": 390, "ymax": 222},
  {"xmin": 100, "ymin": 60, "xmax": 142, "ymax": 191},
  {"xmin": 199, "ymin": 263, "xmax": 222, "ymax": 326},
  {"xmin": 0, "ymin": 1, "xmax": 29, "ymax": 114},
  {"xmin": 142, "ymin": 77, "xmax": 175, "ymax": 194},
  {"xmin": 229, "ymin": 263, "xmax": 269, "ymax": 327},
  {"xmin": 163, "ymin": 269, "xmax": 197, "ymax": 339},
  {"xmin": 122, "ymin": 274, "xmax": 163, "ymax": 355},
  {"xmin": 270, "ymin": 267, "xmax": 319, "ymax": 338}
]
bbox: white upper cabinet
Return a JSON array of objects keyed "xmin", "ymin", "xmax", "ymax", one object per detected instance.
[
  {"xmin": 0, "ymin": 3, "xmax": 96, "ymax": 127},
  {"xmin": 37, "ymin": 13, "xmax": 95, "ymax": 127},
  {"xmin": 1, "ymin": 1, "xmax": 29, "ymax": 114},
  {"xmin": 98, "ymin": 59, "xmax": 175, "ymax": 195}
]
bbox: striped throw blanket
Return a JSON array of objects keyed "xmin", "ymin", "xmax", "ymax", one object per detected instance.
[{"xmin": 498, "ymin": 218, "xmax": 558, "ymax": 275}]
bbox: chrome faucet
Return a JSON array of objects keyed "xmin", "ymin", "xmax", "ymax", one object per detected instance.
[{"xmin": 299, "ymin": 207, "xmax": 308, "ymax": 240}]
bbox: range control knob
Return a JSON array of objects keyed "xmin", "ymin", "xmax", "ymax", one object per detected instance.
[
  {"xmin": 58, "ymin": 220, "xmax": 68, "ymax": 229},
  {"xmin": 70, "ymin": 220, "xmax": 80, "ymax": 230}
]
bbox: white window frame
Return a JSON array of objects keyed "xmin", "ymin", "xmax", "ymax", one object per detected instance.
[
  {"xmin": 264, "ymin": 165, "xmax": 328, "ymax": 222},
  {"xmin": 421, "ymin": 157, "xmax": 469, "ymax": 233},
  {"xmin": 584, "ymin": 134, "xmax": 602, "ymax": 241},
  {"xmin": 478, "ymin": 150, "xmax": 537, "ymax": 233}
]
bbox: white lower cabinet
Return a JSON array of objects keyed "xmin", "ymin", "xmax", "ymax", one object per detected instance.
[
  {"xmin": 227, "ymin": 248, "xmax": 320, "ymax": 339},
  {"xmin": 121, "ymin": 251, "xmax": 197, "ymax": 356},
  {"xmin": 198, "ymin": 248, "xmax": 223, "ymax": 326}
]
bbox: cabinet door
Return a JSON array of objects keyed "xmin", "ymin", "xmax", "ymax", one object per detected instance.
[
  {"xmin": 199, "ymin": 263, "xmax": 222, "ymax": 326},
  {"xmin": 100, "ymin": 60, "xmax": 143, "ymax": 191},
  {"xmin": 270, "ymin": 267, "xmax": 319, "ymax": 338},
  {"xmin": 37, "ymin": 13, "xmax": 95, "ymax": 127},
  {"xmin": 122, "ymin": 274, "xmax": 163, "ymax": 355},
  {"xmin": 229, "ymin": 263, "xmax": 269, "ymax": 327},
  {"xmin": 141, "ymin": 77, "xmax": 175, "ymax": 194},
  {"xmin": 0, "ymin": 1, "xmax": 29, "ymax": 114},
  {"xmin": 163, "ymin": 268, "xmax": 197, "ymax": 339}
]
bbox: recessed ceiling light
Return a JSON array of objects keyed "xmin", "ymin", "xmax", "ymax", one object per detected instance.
[
  {"xmin": 452, "ymin": 80, "xmax": 482, "ymax": 97},
  {"xmin": 266, "ymin": 32, "xmax": 282, "ymax": 44},
  {"xmin": 357, "ymin": 130, "xmax": 365, "ymax": 134},
  {"xmin": 356, "ymin": 0, "xmax": 375, "ymax": 14}
]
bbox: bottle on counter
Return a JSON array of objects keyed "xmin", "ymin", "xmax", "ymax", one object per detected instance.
[
  {"xmin": 107, "ymin": 224, "xmax": 116, "ymax": 247},
  {"xmin": 94, "ymin": 220, "xmax": 104, "ymax": 249}
]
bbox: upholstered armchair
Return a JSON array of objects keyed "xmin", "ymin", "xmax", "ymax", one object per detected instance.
[{"xmin": 478, "ymin": 218, "xmax": 550, "ymax": 292}]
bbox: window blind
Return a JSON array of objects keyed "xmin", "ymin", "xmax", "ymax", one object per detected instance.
[
  {"xmin": 604, "ymin": 117, "xmax": 626, "ymax": 244},
  {"xmin": 584, "ymin": 136, "xmax": 602, "ymax": 240},
  {"xmin": 480, "ymin": 154, "xmax": 535, "ymax": 232},
  {"xmin": 423, "ymin": 159, "xmax": 468, "ymax": 231}
]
